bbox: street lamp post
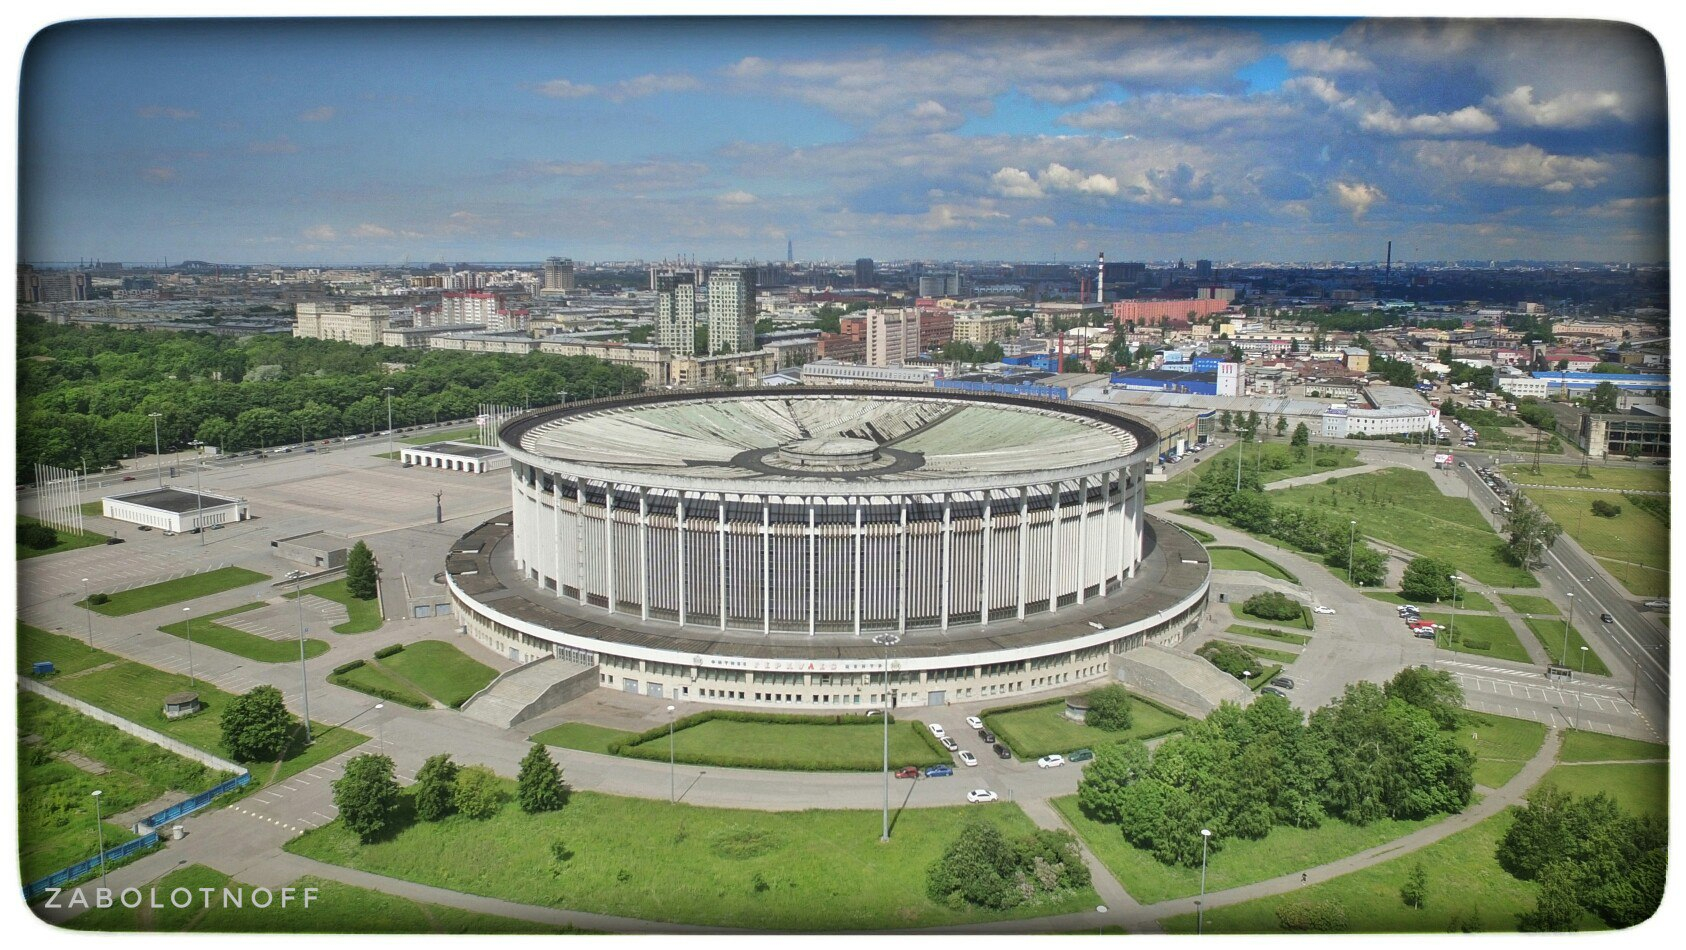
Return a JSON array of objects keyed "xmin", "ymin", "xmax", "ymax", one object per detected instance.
[
  {"xmin": 1447, "ymin": 575, "xmax": 1458, "ymax": 644},
  {"xmin": 375, "ymin": 703, "xmax": 385, "ymax": 754},
  {"xmin": 1198, "ymin": 827, "xmax": 1212, "ymax": 935},
  {"xmin": 872, "ymin": 633, "xmax": 901, "ymax": 842},
  {"xmin": 81, "ymin": 577, "xmax": 93, "ymax": 647},
  {"xmin": 92, "ymin": 790, "xmax": 107, "ymax": 891},
  {"xmin": 1565, "ymin": 592, "xmax": 1575, "ymax": 665},
  {"xmin": 182, "ymin": 607, "xmax": 195, "ymax": 686},
  {"xmin": 666, "ymin": 704, "xmax": 677, "ymax": 803},
  {"xmin": 188, "ymin": 440, "xmax": 205, "ymax": 547},
  {"xmin": 148, "ymin": 412, "xmax": 163, "ymax": 487},
  {"xmin": 1579, "ymin": 645, "xmax": 1589, "ymax": 674},
  {"xmin": 1347, "ymin": 520, "xmax": 1357, "ymax": 585},
  {"xmin": 383, "ymin": 387, "xmax": 396, "ymax": 460},
  {"xmin": 286, "ymin": 570, "xmax": 313, "ymax": 744}
]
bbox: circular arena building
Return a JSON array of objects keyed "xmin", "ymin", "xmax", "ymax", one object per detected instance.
[{"xmin": 447, "ymin": 388, "xmax": 1209, "ymax": 711}]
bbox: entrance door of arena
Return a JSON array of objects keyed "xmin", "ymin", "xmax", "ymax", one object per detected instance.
[
  {"xmin": 928, "ymin": 690, "xmax": 946, "ymax": 705},
  {"xmin": 623, "ymin": 678, "xmax": 639, "ymax": 693}
]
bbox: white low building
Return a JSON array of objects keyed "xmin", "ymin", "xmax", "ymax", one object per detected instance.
[
  {"xmin": 400, "ymin": 441, "xmax": 510, "ymax": 474},
  {"xmin": 102, "ymin": 487, "xmax": 247, "ymax": 532}
]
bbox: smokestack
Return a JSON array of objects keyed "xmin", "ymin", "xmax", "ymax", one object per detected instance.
[
  {"xmin": 1385, "ymin": 240, "xmax": 1392, "ymax": 278},
  {"xmin": 1097, "ymin": 251, "xmax": 1105, "ymax": 306}
]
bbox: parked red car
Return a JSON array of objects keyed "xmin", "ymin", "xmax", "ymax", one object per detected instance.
[{"xmin": 895, "ymin": 766, "xmax": 920, "ymax": 779}]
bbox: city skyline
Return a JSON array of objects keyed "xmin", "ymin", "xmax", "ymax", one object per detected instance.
[{"xmin": 18, "ymin": 17, "xmax": 1670, "ymax": 265}]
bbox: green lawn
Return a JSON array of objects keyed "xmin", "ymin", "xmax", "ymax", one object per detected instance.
[
  {"xmin": 1229, "ymin": 602, "xmax": 1313, "ymax": 630},
  {"xmin": 25, "ymin": 625, "xmax": 365, "ymax": 789},
  {"xmin": 1501, "ymin": 463, "xmax": 1668, "ymax": 493},
  {"xmin": 622, "ymin": 718, "xmax": 949, "ymax": 771},
  {"xmin": 1425, "ymin": 612, "xmax": 1532, "ymax": 664},
  {"xmin": 1519, "ymin": 617, "xmax": 1611, "ymax": 676},
  {"xmin": 1458, "ymin": 712, "xmax": 1549, "ymax": 788},
  {"xmin": 983, "ymin": 696, "xmax": 1187, "ymax": 759},
  {"xmin": 1147, "ymin": 443, "xmax": 1362, "ymax": 506},
  {"xmin": 1224, "ymin": 624, "xmax": 1311, "ymax": 646},
  {"xmin": 17, "ymin": 515, "xmax": 110, "ymax": 559},
  {"xmin": 1535, "ymin": 763, "xmax": 1668, "ymax": 819},
  {"xmin": 286, "ymin": 788, "xmax": 1098, "ymax": 930},
  {"xmin": 1168, "ymin": 522, "xmax": 1216, "ymax": 543},
  {"xmin": 1156, "ymin": 809, "xmax": 1549, "ymax": 933},
  {"xmin": 1363, "ymin": 589, "xmax": 1497, "ymax": 612},
  {"xmin": 19, "ymin": 693, "xmax": 232, "ymax": 881},
  {"xmin": 18, "ymin": 622, "xmax": 115, "ymax": 676},
  {"xmin": 330, "ymin": 664, "xmax": 433, "ymax": 709},
  {"xmin": 1499, "ymin": 593, "xmax": 1560, "ymax": 617},
  {"xmin": 157, "ymin": 602, "xmax": 331, "ymax": 664},
  {"xmin": 378, "ymin": 641, "xmax": 498, "ymax": 708},
  {"xmin": 1525, "ymin": 488, "xmax": 1669, "ymax": 597},
  {"xmin": 402, "ymin": 427, "xmax": 482, "ymax": 445},
  {"xmin": 79, "ymin": 566, "xmax": 271, "ymax": 616},
  {"xmin": 1207, "ymin": 546, "xmax": 1299, "ymax": 583},
  {"xmin": 1053, "ymin": 795, "xmax": 1444, "ymax": 906},
  {"xmin": 1238, "ymin": 644, "xmax": 1301, "ymax": 665},
  {"xmin": 287, "ymin": 578, "xmax": 383, "ymax": 634},
  {"xmin": 65, "ymin": 864, "xmax": 576, "ymax": 933},
  {"xmin": 1557, "ymin": 730, "xmax": 1667, "ymax": 763},
  {"xmin": 530, "ymin": 722, "xmax": 637, "ymax": 755},
  {"xmin": 1269, "ymin": 468, "xmax": 1537, "ymax": 588}
]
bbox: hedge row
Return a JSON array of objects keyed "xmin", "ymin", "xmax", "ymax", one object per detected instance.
[
  {"xmin": 326, "ymin": 672, "xmax": 430, "ymax": 709},
  {"xmin": 331, "ymin": 659, "xmax": 365, "ymax": 676},
  {"xmin": 613, "ymin": 721, "xmax": 950, "ymax": 772},
  {"xmin": 910, "ymin": 717, "xmax": 952, "ymax": 758},
  {"xmin": 606, "ymin": 709, "xmax": 893, "ymax": 755},
  {"xmin": 372, "ymin": 643, "xmax": 405, "ymax": 660}
]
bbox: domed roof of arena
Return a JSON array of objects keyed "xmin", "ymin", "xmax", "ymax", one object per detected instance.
[{"xmin": 511, "ymin": 392, "xmax": 1140, "ymax": 484}]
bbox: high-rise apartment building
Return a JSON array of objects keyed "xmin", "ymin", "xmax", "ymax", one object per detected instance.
[
  {"xmin": 294, "ymin": 302, "xmax": 393, "ymax": 345},
  {"xmin": 917, "ymin": 273, "xmax": 962, "ymax": 298},
  {"xmin": 541, "ymin": 257, "xmax": 576, "ymax": 295},
  {"xmin": 1194, "ymin": 259, "xmax": 1214, "ymax": 279},
  {"xmin": 656, "ymin": 272, "xmax": 698, "ymax": 355},
  {"xmin": 855, "ymin": 257, "xmax": 875, "ymax": 288},
  {"xmin": 865, "ymin": 308, "xmax": 922, "ymax": 366},
  {"xmin": 17, "ymin": 266, "xmax": 91, "ymax": 303},
  {"xmin": 438, "ymin": 291, "xmax": 505, "ymax": 329},
  {"xmin": 706, "ymin": 265, "xmax": 757, "ymax": 354}
]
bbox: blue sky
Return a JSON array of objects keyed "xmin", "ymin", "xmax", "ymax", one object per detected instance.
[{"xmin": 18, "ymin": 16, "xmax": 1668, "ymax": 264}]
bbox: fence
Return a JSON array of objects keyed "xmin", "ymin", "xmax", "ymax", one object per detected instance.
[
  {"xmin": 135, "ymin": 772, "xmax": 251, "ymax": 834},
  {"xmin": 22, "ymin": 832, "xmax": 161, "ymax": 902}
]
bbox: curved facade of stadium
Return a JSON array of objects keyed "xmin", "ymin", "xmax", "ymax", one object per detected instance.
[{"xmin": 447, "ymin": 388, "xmax": 1211, "ymax": 710}]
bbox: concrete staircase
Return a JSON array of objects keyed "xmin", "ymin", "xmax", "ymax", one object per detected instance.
[
  {"xmin": 459, "ymin": 655, "xmax": 598, "ymax": 729},
  {"xmin": 1112, "ymin": 643, "xmax": 1253, "ymax": 717}
]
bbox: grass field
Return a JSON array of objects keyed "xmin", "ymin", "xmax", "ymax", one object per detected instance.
[
  {"xmin": 1425, "ymin": 612, "xmax": 1532, "ymax": 664},
  {"xmin": 1524, "ymin": 488, "xmax": 1669, "ymax": 598},
  {"xmin": 1224, "ymin": 624, "xmax": 1311, "ymax": 646},
  {"xmin": 1501, "ymin": 463, "xmax": 1668, "ymax": 493},
  {"xmin": 1557, "ymin": 730, "xmax": 1667, "ymax": 763},
  {"xmin": 1535, "ymin": 762, "xmax": 1668, "ymax": 818},
  {"xmin": 530, "ymin": 722, "xmax": 637, "ymax": 755},
  {"xmin": 1146, "ymin": 443, "xmax": 1362, "ymax": 506},
  {"xmin": 65, "ymin": 864, "xmax": 575, "ymax": 933},
  {"xmin": 17, "ymin": 515, "xmax": 110, "ymax": 560},
  {"xmin": 79, "ymin": 566, "xmax": 271, "ymax": 616},
  {"xmin": 1229, "ymin": 602, "xmax": 1313, "ymax": 630},
  {"xmin": 1269, "ymin": 468, "xmax": 1537, "ymax": 588},
  {"xmin": 1362, "ymin": 589, "xmax": 1497, "ymax": 612},
  {"xmin": 286, "ymin": 788, "xmax": 1098, "ymax": 930},
  {"xmin": 1052, "ymin": 795, "xmax": 1445, "ymax": 905},
  {"xmin": 377, "ymin": 641, "xmax": 498, "ymax": 708},
  {"xmin": 1519, "ymin": 617, "xmax": 1611, "ymax": 676},
  {"xmin": 1207, "ymin": 547, "xmax": 1299, "ymax": 583},
  {"xmin": 1156, "ymin": 809, "xmax": 1548, "ymax": 933},
  {"xmin": 1499, "ymin": 593, "xmax": 1560, "ymax": 617},
  {"xmin": 983, "ymin": 696, "xmax": 1187, "ymax": 759},
  {"xmin": 157, "ymin": 602, "xmax": 331, "ymax": 664},
  {"xmin": 1237, "ymin": 644, "xmax": 1301, "ymax": 665},
  {"xmin": 330, "ymin": 663, "xmax": 432, "ymax": 709},
  {"xmin": 19, "ymin": 693, "xmax": 232, "ymax": 881},
  {"xmin": 1458, "ymin": 712, "xmax": 1549, "ymax": 788},
  {"xmin": 627, "ymin": 718, "xmax": 949, "ymax": 771},
  {"xmin": 402, "ymin": 427, "xmax": 482, "ymax": 445},
  {"xmin": 287, "ymin": 578, "xmax": 383, "ymax": 634},
  {"xmin": 23, "ymin": 625, "xmax": 365, "ymax": 788}
]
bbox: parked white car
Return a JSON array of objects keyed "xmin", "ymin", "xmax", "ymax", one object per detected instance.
[
  {"xmin": 967, "ymin": 789, "xmax": 999, "ymax": 803},
  {"xmin": 1037, "ymin": 754, "xmax": 1065, "ymax": 769},
  {"xmin": 958, "ymin": 750, "xmax": 978, "ymax": 767},
  {"xmin": 964, "ymin": 716, "xmax": 984, "ymax": 730},
  {"xmin": 941, "ymin": 737, "xmax": 959, "ymax": 752},
  {"xmin": 1313, "ymin": 605, "xmax": 1336, "ymax": 615},
  {"xmin": 928, "ymin": 723, "xmax": 946, "ymax": 739}
]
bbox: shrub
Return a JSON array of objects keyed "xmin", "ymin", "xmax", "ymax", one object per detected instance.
[
  {"xmin": 1197, "ymin": 641, "xmax": 1259, "ymax": 680},
  {"xmin": 412, "ymin": 753, "xmax": 459, "ymax": 822},
  {"xmin": 372, "ymin": 643, "xmax": 405, "ymax": 659},
  {"xmin": 517, "ymin": 743, "xmax": 567, "ymax": 813},
  {"xmin": 1276, "ymin": 898, "xmax": 1350, "ymax": 932},
  {"xmin": 87, "ymin": 592, "xmax": 110, "ymax": 606},
  {"xmin": 18, "ymin": 522, "xmax": 59, "ymax": 549},
  {"xmin": 1084, "ymin": 684, "xmax": 1133, "ymax": 732},
  {"xmin": 1241, "ymin": 591, "xmax": 1303, "ymax": 622},
  {"xmin": 1589, "ymin": 499, "xmax": 1622, "ymax": 518},
  {"xmin": 331, "ymin": 659, "xmax": 366, "ymax": 676},
  {"xmin": 453, "ymin": 765, "xmax": 505, "ymax": 819},
  {"xmin": 1315, "ymin": 457, "xmax": 1337, "ymax": 468}
]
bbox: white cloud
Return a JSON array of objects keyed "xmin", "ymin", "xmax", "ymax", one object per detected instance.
[
  {"xmin": 534, "ymin": 79, "xmax": 597, "ymax": 99},
  {"xmin": 990, "ymin": 162, "xmax": 1118, "ymax": 199},
  {"xmin": 1360, "ymin": 104, "xmax": 1498, "ymax": 136},
  {"xmin": 534, "ymin": 73, "xmax": 698, "ymax": 103},
  {"xmin": 137, "ymin": 106, "xmax": 198, "ymax": 120},
  {"xmin": 1282, "ymin": 39, "xmax": 1373, "ymax": 73},
  {"xmin": 350, "ymin": 223, "xmax": 393, "ymax": 238},
  {"xmin": 716, "ymin": 190, "xmax": 758, "ymax": 205},
  {"xmin": 990, "ymin": 167, "xmax": 1043, "ymax": 198},
  {"xmin": 1487, "ymin": 85, "xmax": 1629, "ymax": 129},
  {"xmin": 1330, "ymin": 180, "xmax": 1386, "ymax": 219},
  {"xmin": 298, "ymin": 106, "xmax": 336, "ymax": 122},
  {"xmin": 303, "ymin": 224, "xmax": 337, "ymax": 241},
  {"xmin": 1411, "ymin": 141, "xmax": 1610, "ymax": 191}
]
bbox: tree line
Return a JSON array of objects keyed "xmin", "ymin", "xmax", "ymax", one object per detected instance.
[{"xmin": 16, "ymin": 318, "xmax": 647, "ymax": 483}]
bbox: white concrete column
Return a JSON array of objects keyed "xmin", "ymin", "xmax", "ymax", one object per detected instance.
[
  {"xmin": 1128, "ymin": 469, "xmax": 1142, "ymax": 579},
  {"xmin": 761, "ymin": 498, "xmax": 772, "ymax": 635},
  {"xmin": 638, "ymin": 489, "xmax": 650, "ymax": 622},
  {"xmin": 552, "ymin": 478, "xmax": 561, "ymax": 596},
  {"xmin": 1048, "ymin": 480, "xmax": 1062, "ymax": 613},
  {"xmin": 677, "ymin": 494, "xmax": 687, "ymax": 626},
  {"xmin": 897, "ymin": 498, "xmax": 909, "ymax": 634},
  {"xmin": 576, "ymin": 480, "xmax": 588, "ymax": 606},
  {"xmin": 1016, "ymin": 485, "xmax": 1029, "ymax": 619},
  {"xmin": 1076, "ymin": 474, "xmax": 1089, "ymax": 605},
  {"xmin": 718, "ymin": 498, "xmax": 728, "ymax": 630},
  {"xmin": 604, "ymin": 484, "xmax": 616, "ymax": 613},
  {"xmin": 981, "ymin": 492, "xmax": 993, "ymax": 628},
  {"xmin": 940, "ymin": 494, "xmax": 953, "ymax": 630},
  {"xmin": 1104, "ymin": 470, "xmax": 1118, "ymax": 587},
  {"xmin": 807, "ymin": 498, "xmax": 817, "ymax": 636},
  {"xmin": 854, "ymin": 502, "xmax": 864, "ymax": 636}
]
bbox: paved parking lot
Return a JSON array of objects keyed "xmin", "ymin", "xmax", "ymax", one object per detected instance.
[{"xmin": 1438, "ymin": 658, "xmax": 1647, "ymax": 735}]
